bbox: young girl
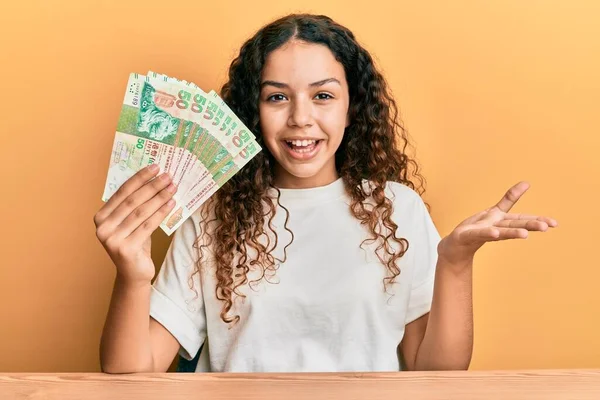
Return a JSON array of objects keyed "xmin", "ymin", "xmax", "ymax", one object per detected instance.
[{"xmin": 95, "ymin": 14, "xmax": 557, "ymax": 373}]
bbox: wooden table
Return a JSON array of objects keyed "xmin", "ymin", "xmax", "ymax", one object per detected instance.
[{"xmin": 1, "ymin": 370, "xmax": 599, "ymax": 399}]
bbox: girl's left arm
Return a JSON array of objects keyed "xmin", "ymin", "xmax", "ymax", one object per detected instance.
[
  {"xmin": 400, "ymin": 181, "xmax": 557, "ymax": 371},
  {"xmin": 400, "ymin": 257, "xmax": 474, "ymax": 371}
]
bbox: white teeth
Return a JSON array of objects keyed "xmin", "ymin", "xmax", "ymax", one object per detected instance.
[{"xmin": 287, "ymin": 139, "xmax": 317, "ymax": 147}]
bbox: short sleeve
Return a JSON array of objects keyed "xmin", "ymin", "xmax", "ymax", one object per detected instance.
[
  {"xmin": 150, "ymin": 214, "xmax": 207, "ymax": 361},
  {"xmin": 403, "ymin": 193, "xmax": 441, "ymax": 324}
]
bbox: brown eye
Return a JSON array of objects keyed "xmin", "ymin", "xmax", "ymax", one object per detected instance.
[
  {"xmin": 314, "ymin": 93, "xmax": 333, "ymax": 100},
  {"xmin": 267, "ymin": 94, "xmax": 287, "ymax": 102}
]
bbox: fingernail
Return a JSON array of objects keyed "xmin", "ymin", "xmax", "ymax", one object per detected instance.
[
  {"xmin": 149, "ymin": 164, "xmax": 159, "ymax": 172},
  {"xmin": 160, "ymin": 173, "xmax": 171, "ymax": 181},
  {"xmin": 167, "ymin": 183, "xmax": 177, "ymax": 193}
]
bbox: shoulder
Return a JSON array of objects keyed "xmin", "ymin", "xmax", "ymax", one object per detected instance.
[
  {"xmin": 385, "ymin": 181, "xmax": 424, "ymax": 204},
  {"xmin": 359, "ymin": 179, "xmax": 434, "ymax": 235},
  {"xmin": 360, "ymin": 179, "xmax": 426, "ymax": 210}
]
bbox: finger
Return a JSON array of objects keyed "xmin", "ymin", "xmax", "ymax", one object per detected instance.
[
  {"xmin": 504, "ymin": 213, "xmax": 558, "ymax": 227},
  {"xmin": 458, "ymin": 226, "xmax": 501, "ymax": 244},
  {"xmin": 492, "ymin": 181, "xmax": 530, "ymax": 213},
  {"xmin": 458, "ymin": 226, "xmax": 529, "ymax": 244},
  {"xmin": 110, "ymin": 173, "xmax": 173, "ymax": 226},
  {"xmin": 494, "ymin": 227, "xmax": 529, "ymax": 240},
  {"xmin": 495, "ymin": 219, "xmax": 549, "ymax": 232},
  {"xmin": 127, "ymin": 197, "xmax": 179, "ymax": 247},
  {"xmin": 116, "ymin": 183, "xmax": 178, "ymax": 239},
  {"xmin": 95, "ymin": 164, "xmax": 160, "ymax": 227},
  {"xmin": 98, "ymin": 173, "xmax": 174, "ymax": 240}
]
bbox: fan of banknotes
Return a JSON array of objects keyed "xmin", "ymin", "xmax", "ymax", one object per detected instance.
[{"xmin": 101, "ymin": 71, "xmax": 261, "ymax": 235}]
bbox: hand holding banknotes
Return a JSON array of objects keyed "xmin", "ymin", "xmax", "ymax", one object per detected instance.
[
  {"xmin": 94, "ymin": 164, "xmax": 178, "ymax": 284},
  {"xmin": 96, "ymin": 71, "xmax": 260, "ymax": 282}
]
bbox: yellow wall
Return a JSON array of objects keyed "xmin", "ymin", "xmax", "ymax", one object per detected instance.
[{"xmin": 1, "ymin": 0, "xmax": 598, "ymax": 372}]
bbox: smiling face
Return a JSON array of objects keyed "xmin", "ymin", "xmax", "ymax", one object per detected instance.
[{"xmin": 258, "ymin": 40, "xmax": 350, "ymax": 189}]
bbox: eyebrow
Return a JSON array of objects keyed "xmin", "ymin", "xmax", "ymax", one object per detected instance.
[{"xmin": 260, "ymin": 78, "xmax": 341, "ymax": 89}]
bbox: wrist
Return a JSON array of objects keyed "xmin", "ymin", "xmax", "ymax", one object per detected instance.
[
  {"xmin": 115, "ymin": 273, "xmax": 153, "ymax": 290},
  {"xmin": 437, "ymin": 237, "xmax": 476, "ymax": 266},
  {"xmin": 437, "ymin": 248, "xmax": 474, "ymax": 280}
]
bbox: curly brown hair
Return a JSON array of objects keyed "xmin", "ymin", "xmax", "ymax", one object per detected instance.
[{"xmin": 194, "ymin": 13, "xmax": 427, "ymax": 325}]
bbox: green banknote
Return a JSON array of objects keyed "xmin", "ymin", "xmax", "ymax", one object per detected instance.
[
  {"xmin": 159, "ymin": 87, "xmax": 262, "ymax": 234},
  {"xmin": 144, "ymin": 72, "xmax": 213, "ymax": 197},
  {"xmin": 102, "ymin": 73, "xmax": 182, "ymax": 203},
  {"xmin": 102, "ymin": 72, "xmax": 262, "ymax": 236}
]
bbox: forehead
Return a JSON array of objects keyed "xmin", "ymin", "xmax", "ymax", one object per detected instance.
[{"xmin": 261, "ymin": 40, "xmax": 346, "ymax": 83}]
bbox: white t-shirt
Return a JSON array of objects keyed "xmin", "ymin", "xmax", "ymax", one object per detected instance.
[{"xmin": 149, "ymin": 178, "xmax": 441, "ymax": 372}]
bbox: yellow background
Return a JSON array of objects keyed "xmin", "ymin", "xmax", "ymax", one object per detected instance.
[{"xmin": 1, "ymin": 0, "xmax": 598, "ymax": 372}]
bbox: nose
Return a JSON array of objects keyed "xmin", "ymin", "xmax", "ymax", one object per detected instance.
[{"xmin": 287, "ymin": 96, "xmax": 313, "ymax": 128}]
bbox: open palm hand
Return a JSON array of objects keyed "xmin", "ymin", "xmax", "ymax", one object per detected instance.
[{"xmin": 437, "ymin": 182, "xmax": 558, "ymax": 266}]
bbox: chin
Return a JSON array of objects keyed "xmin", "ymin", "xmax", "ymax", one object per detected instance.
[{"xmin": 282, "ymin": 165, "xmax": 323, "ymax": 179}]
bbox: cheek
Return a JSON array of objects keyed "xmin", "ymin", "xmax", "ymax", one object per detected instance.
[
  {"xmin": 259, "ymin": 106, "xmax": 282, "ymax": 138},
  {"xmin": 318, "ymin": 107, "xmax": 347, "ymax": 143},
  {"xmin": 258, "ymin": 106, "xmax": 283, "ymax": 155}
]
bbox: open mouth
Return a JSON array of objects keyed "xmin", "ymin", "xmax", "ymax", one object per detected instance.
[
  {"xmin": 284, "ymin": 139, "xmax": 322, "ymax": 153},
  {"xmin": 281, "ymin": 139, "xmax": 324, "ymax": 160}
]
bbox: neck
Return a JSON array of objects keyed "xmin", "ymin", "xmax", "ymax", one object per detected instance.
[{"xmin": 273, "ymin": 165, "xmax": 339, "ymax": 189}]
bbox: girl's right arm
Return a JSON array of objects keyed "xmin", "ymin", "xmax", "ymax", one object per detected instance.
[{"xmin": 94, "ymin": 165, "xmax": 181, "ymax": 373}]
